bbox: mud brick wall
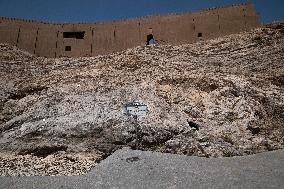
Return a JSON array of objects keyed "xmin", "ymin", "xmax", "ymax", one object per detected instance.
[{"xmin": 0, "ymin": 3, "xmax": 260, "ymax": 58}]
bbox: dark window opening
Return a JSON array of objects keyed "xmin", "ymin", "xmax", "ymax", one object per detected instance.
[
  {"xmin": 198, "ymin": 32, "xmax": 203, "ymax": 37},
  {"xmin": 63, "ymin": 32, "xmax": 85, "ymax": 39},
  {"xmin": 146, "ymin": 34, "xmax": 155, "ymax": 45},
  {"xmin": 65, "ymin": 46, "xmax": 71, "ymax": 51}
]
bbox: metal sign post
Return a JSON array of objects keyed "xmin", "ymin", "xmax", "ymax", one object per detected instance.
[
  {"xmin": 124, "ymin": 100, "xmax": 149, "ymax": 149},
  {"xmin": 133, "ymin": 115, "xmax": 139, "ymax": 149}
]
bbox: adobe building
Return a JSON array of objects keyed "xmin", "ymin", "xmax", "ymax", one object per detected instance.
[{"xmin": 0, "ymin": 3, "xmax": 260, "ymax": 58}]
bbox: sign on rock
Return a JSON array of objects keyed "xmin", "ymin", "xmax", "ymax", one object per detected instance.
[{"xmin": 125, "ymin": 101, "xmax": 149, "ymax": 117}]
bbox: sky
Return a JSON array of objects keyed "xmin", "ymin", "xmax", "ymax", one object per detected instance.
[{"xmin": 0, "ymin": 0, "xmax": 283, "ymax": 24}]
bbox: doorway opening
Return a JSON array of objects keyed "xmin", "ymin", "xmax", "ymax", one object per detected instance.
[{"xmin": 146, "ymin": 34, "xmax": 155, "ymax": 45}]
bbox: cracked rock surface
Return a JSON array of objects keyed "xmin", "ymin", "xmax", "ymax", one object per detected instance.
[{"xmin": 0, "ymin": 23, "xmax": 283, "ymax": 176}]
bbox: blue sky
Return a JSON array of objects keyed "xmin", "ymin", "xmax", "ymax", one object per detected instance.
[{"xmin": 0, "ymin": 0, "xmax": 283, "ymax": 24}]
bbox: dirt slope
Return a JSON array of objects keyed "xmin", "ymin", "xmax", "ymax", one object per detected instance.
[{"xmin": 0, "ymin": 23, "xmax": 283, "ymax": 176}]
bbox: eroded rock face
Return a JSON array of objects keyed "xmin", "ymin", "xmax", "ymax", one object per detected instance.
[{"xmin": 0, "ymin": 23, "xmax": 284, "ymax": 176}]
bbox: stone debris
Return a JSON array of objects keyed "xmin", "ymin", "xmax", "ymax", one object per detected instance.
[
  {"xmin": 0, "ymin": 152, "xmax": 99, "ymax": 176},
  {"xmin": 0, "ymin": 23, "xmax": 283, "ymax": 176}
]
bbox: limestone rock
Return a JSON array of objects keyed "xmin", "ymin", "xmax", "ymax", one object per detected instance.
[{"xmin": 0, "ymin": 23, "xmax": 283, "ymax": 176}]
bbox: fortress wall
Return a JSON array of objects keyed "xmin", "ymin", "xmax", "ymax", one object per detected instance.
[
  {"xmin": 222, "ymin": 4, "xmax": 257, "ymax": 35},
  {"xmin": 36, "ymin": 26, "xmax": 58, "ymax": 57},
  {"xmin": 138, "ymin": 16, "xmax": 159, "ymax": 44},
  {"xmin": 128, "ymin": 13, "xmax": 195, "ymax": 46},
  {"xmin": 244, "ymin": 3, "xmax": 260, "ymax": 29},
  {"xmin": 96, "ymin": 22, "xmax": 129, "ymax": 55},
  {"xmin": 152, "ymin": 14, "xmax": 192, "ymax": 44},
  {"xmin": 222, "ymin": 7, "xmax": 245, "ymax": 34},
  {"xmin": 58, "ymin": 25, "xmax": 92, "ymax": 57},
  {"xmin": 175, "ymin": 14, "xmax": 196, "ymax": 44},
  {"xmin": 89, "ymin": 23, "xmax": 109, "ymax": 56},
  {"xmin": 17, "ymin": 26, "xmax": 37, "ymax": 54},
  {"xmin": 0, "ymin": 3, "xmax": 260, "ymax": 58},
  {"xmin": 0, "ymin": 17, "xmax": 56, "ymax": 57},
  {"xmin": 0, "ymin": 23, "xmax": 19, "ymax": 45},
  {"xmin": 192, "ymin": 10, "xmax": 220, "ymax": 40},
  {"xmin": 122, "ymin": 19, "xmax": 141, "ymax": 49}
]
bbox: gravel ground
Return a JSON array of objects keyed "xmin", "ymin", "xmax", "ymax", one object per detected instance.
[{"xmin": 0, "ymin": 152, "xmax": 99, "ymax": 176}]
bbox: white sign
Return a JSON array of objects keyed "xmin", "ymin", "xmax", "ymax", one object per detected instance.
[{"xmin": 125, "ymin": 101, "xmax": 149, "ymax": 117}]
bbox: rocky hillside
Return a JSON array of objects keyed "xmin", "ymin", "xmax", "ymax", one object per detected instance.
[{"xmin": 0, "ymin": 23, "xmax": 283, "ymax": 176}]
